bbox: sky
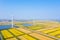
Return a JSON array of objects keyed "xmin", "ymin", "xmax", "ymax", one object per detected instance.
[{"xmin": 0, "ymin": 0, "xmax": 60, "ymax": 20}]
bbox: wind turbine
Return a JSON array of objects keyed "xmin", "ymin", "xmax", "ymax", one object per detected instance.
[{"xmin": 12, "ymin": 16, "xmax": 14, "ymax": 28}]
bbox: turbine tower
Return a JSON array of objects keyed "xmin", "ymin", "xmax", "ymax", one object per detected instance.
[{"xmin": 12, "ymin": 16, "xmax": 14, "ymax": 28}]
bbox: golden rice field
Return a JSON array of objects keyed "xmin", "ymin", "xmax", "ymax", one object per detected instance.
[{"xmin": 0, "ymin": 20, "xmax": 60, "ymax": 40}]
